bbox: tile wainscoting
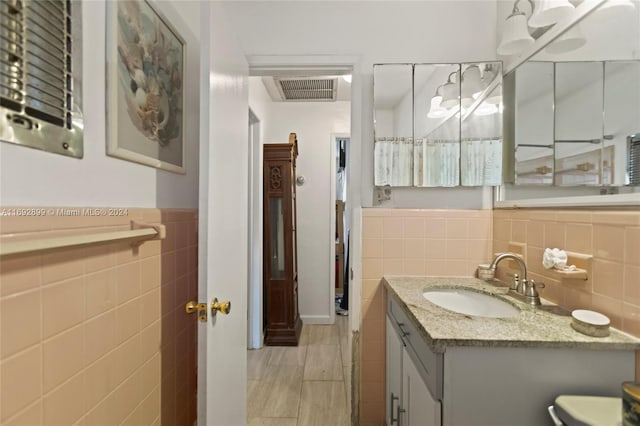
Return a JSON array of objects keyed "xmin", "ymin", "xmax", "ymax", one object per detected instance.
[
  {"xmin": 493, "ymin": 209, "xmax": 640, "ymax": 342},
  {"xmin": 0, "ymin": 208, "xmax": 198, "ymax": 425},
  {"xmin": 359, "ymin": 208, "xmax": 493, "ymax": 425},
  {"xmin": 358, "ymin": 207, "xmax": 640, "ymax": 425}
]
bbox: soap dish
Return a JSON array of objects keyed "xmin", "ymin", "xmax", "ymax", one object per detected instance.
[{"xmin": 571, "ymin": 309, "xmax": 610, "ymax": 337}]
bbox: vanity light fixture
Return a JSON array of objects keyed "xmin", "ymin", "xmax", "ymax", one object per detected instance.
[
  {"xmin": 427, "ymin": 85, "xmax": 448, "ymax": 118},
  {"xmin": 428, "ymin": 65, "xmax": 498, "ymax": 118},
  {"xmin": 497, "ymin": 1, "xmax": 535, "ymax": 55},
  {"xmin": 462, "ymin": 65, "xmax": 483, "ymax": 106},
  {"xmin": 545, "ymin": 23, "xmax": 587, "ymax": 53},
  {"xmin": 428, "ymin": 65, "xmax": 499, "ymax": 117},
  {"xmin": 528, "ymin": 0, "xmax": 575, "ymax": 28},
  {"xmin": 499, "ymin": 0, "xmax": 637, "ymax": 57},
  {"xmin": 440, "ymin": 71, "xmax": 461, "ymax": 109},
  {"xmin": 498, "ymin": 0, "xmax": 584, "ymax": 56}
]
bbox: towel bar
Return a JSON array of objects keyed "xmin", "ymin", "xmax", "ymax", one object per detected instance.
[{"xmin": 0, "ymin": 221, "xmax": 166, "ymax": 258}]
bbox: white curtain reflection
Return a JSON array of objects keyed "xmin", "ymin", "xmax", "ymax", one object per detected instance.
[
  {"xmin": 374, "ymin": 137, "xmax": 414, "ymax": 186},
  {"xmin": 460, "ymin": 138, "xmax": 503, "ymax": 186},
  {"xmin": 413, "ymin": 138, "xmax": 460, "ymax": 187}
]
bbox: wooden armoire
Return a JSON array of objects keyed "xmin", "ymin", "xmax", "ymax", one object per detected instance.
[{"xmin": 263, "ymin": 133, "xmax": 302, "ymax": 346}]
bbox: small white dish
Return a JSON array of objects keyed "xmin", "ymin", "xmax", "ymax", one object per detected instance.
[
  {"xmin": 571, "ymin": 309, "xmax": 610, "ymax": 337},
  {"xmin": 572, "ymin": 309, "xmax": 610, "ymax": 326}
]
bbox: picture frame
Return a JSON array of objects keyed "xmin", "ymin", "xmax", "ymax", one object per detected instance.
[{"xmin": 106, "ymin": 0, "xmax": 186, "ymax": 173}]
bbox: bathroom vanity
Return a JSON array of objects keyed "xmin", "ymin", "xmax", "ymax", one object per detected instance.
[{"xmin": 384, "ymin": 276, "xmax": 640, "ymax": 426}]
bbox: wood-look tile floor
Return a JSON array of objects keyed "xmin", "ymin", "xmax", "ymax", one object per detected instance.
[{"xmin": 247, "ymin": 316, "xmax": 351, "ymax": 426}]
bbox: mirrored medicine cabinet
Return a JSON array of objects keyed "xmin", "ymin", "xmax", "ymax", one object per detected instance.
[
  {"xmin": 373, "ymin": 61, "xmax": 503, "ymax": 188},
  {"xmin": 499, "ymin": 0, "xmax": 640, "ymax": 205}
]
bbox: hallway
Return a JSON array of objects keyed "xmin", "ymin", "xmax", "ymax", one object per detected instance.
[{"xmin": 247, "ymin": 316, "xmax": 351, "ymax": 425}]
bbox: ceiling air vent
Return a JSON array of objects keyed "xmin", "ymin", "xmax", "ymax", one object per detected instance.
[
  {"xmin": 0, "ymin": 0, "xmax": 83, "ymax": 158},
  {"xmin": 275, "ymin": 77, "xmax": 337, "ymax": 101}
]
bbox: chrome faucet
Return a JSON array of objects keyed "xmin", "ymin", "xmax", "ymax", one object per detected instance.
[
  {"xmin": 488, "ymin": 253, "xmax": 544, "ymax": 305},
  {"xmin": 489, "ymin": 253, "xmax": 527, "ymax": 291}
]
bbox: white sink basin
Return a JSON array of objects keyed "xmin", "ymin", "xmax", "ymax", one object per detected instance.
[{"xmin": 423, "ymin": 288, "xmax": 519, "ymax": 318}]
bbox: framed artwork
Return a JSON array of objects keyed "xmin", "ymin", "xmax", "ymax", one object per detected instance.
[{"xmin": 106, "ymin": 0, "xmax": 186, "ymax": 173}]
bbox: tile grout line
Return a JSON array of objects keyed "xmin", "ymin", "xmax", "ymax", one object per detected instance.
[{"xmin": 296, "ymin": 324, "xmax": 311, "ymax": 426}]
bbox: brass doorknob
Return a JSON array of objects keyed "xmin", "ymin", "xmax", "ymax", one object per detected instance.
[
  {"xmin": 185, "ymin": 301, "xmax": 208, "ymax": 322},
  {"xmin": 211, "ymin": 298, "xmax": 231, "ymax": 315},
  {"xmin": 185, "ymin": 301, "xmax": 199, "ymax": 314}
]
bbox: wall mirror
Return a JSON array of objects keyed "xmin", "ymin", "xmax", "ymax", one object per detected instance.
[
  {"xmin": 373, "ymin": 64, "xmax": 413, "ymax": 187},
  {"xmin": 413, "ymin": 63, "xmax": 461, "ymax": 187},
  {"xmin": 374, "ymin": 62, "xmax": 503, "ymax": 188},
  {"xmin": 499, "ymin": 0, "xmax": 640, "ymax": 205}
]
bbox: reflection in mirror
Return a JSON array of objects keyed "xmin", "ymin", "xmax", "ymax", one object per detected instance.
[
  {"xmin": 461, "ymin": 62, "xmax": 503, "ymax": 186},
  {"xmin": 413, "ymin": 64, "xmax": 461, "ymax": 187},
  {"xmin": 374, "ymin": 62, "xmax": 504, "ymax": 189},
  {"xmin": 509, "ymin": 60, "xmax": 640, "ymax": 188},
  {"xmin": 513, "ymin": 62, "xmax": 554, "ymax": 185},
  {"xmin": 373, "ymin": 64, "xmax": 413, "ymax": 187},
  {"xmin": 605, "ymin": 61, "xmax": 640, "ymax": 186},
  {"xmin": 555, "ymin": 62, "xmax": 604, "ymax": 186},
  {"xmin": 500, "ymin": 0, "xmax": 640, "ymax": 204}
]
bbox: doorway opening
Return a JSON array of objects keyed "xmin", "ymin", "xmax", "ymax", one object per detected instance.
[
  {"xmin": 246, "ymin": 68, "xmax": 352, "ymax": 349},
  {"xmin": 247, "ymin": 109, "xmax": 263, "ymax": 349},
  {"xmin": 335, "ymin": 136, "xmax": 350, "ymax": 317}
]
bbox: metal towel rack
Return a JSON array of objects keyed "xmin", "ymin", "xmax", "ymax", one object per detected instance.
[{"xmin": 0, "ymin": 221, "xmax": 166, "ymax": 258}]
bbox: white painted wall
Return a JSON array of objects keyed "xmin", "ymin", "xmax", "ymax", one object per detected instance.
[
  {"xmin": 222, "ymin": 0, "xmax": 499, "ymax": 209},
  {"xmin": 0, "ymin": 0, "xmax": 200, "ymax": 208},
  {"xmin": 375, "ymin": 109, "xmax": 394, "ymax": 136},
  {"xmin": 246, "ymin": 80, "xmax": 272, "ymax": 348},
  {"xmin": 247, "ymin": 78, "xmax": 273, "ymax": 128},
  {"xmin": 249, "ymin": 77, "xmax": 350, "ymax": 322},
  {"xmin": 394, "ymin": 87, "xmax": 413, "ymax": 138}
]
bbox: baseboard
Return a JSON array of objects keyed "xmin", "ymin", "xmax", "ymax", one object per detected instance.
[{"xmin": 300, "ymin": 315, "xmax": 333, "ymax": 324}]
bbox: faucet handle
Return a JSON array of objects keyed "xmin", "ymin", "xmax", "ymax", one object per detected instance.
[{"xmin": 524, "ymin": 280, "xmax": 544, "ymax": 298}]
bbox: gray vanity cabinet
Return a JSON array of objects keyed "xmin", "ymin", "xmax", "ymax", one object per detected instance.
[
  {"xmin": 386, "ymin": 317, "xmax": 403, "ymax": 425},
  {"xmin": 386, "ymin": 289, "xmax": 636, "ymax": 426},
  {"xmin": 402, "ymin": 348, "xmax": 438, "ymax": 425},
  {"xmin": 386, "ymin": 299, "xmax": 441, "ymax": 426}
]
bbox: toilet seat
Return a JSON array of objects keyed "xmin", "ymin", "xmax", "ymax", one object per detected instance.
[{"xmin": 548, "ymin": 395, "xmax": 622, "ymax": 426}]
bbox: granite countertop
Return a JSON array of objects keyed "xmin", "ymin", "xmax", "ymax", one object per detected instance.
[{"xmin": 383, "ymin": 276, "xmax": 640, "ymax": 353}]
